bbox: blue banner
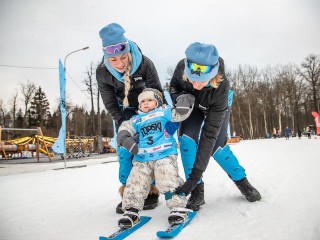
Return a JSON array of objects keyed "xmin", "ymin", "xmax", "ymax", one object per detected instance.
[{"xmin": 52, "ymin": 59, "xmax": 66, "ymax": 154}]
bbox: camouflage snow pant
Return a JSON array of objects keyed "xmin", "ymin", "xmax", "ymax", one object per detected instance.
[{"xmin": 122, "ymin": 154, "xmax": 186, "ymax": 211}]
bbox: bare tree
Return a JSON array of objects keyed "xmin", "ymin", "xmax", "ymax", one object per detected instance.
[
  {"xmin": 257, "ymin": 72, "xmax": 272, "ymax": 137},
  {"xmin": 235, "ymin": 65, "xmax": 259, "ymax": 139},
  {"xmin": 96, "ymin": 87, "xmax": 101, "ymax": 136},
  {"xmin": 164, "ymin": 66, "xmax": 175, "ymax": 90},
  {"xmin": 0, "ymin": 99, "xmax": 6, "ymax": 126},
  {"xmin": 83, "ymin": 62, "xmax": 97, "ymax": 135},
  {"xmin": 20, "ymin": 80, "xmax": 36, "ymax": 128},
  {"xmin": 84, "ymin": 62, "xmax": 96, "ymax": 113},
  {"xmin": 277, "ymin": 64, "xmax": 305, "ymax": 132},
  {"xmin": 10, "ymin": 89, "xmax": 19, "ymax": 128},
  {"xmin": 230, "ymin": 69, "xmax": 247, "ymax": 138},
  {"xmin": 299, "ymin": 54, "xmax": 320, "ymax": 112}
]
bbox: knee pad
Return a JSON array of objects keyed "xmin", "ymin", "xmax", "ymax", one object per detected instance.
[
  {"xmin": 117, "ymin": 146, "xmax": 133, "ymax": 184},
  {"xmin": 179, "ymin": 135, "xmax": 197, "ymax": 179},
  {"xmin": 213, "ymin": 145, "xmax": 246, "ymax": 181}
]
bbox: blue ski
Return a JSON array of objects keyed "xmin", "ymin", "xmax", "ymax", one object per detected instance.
[
  {"xmin": 156, "ymin": 211, "xmax": 197, "ymax": 238},
  {"xmin": 99, "ymin": 216, "xmax": 151, "ymax": 240}
]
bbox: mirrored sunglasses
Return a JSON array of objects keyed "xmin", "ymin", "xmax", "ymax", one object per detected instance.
[
  {"xmin": 102, "ymin": 41, "xmax": 129, "ymax": 55},
  {"xmin": 186, "ymin": 59, "xmax": 218, "ymax": 74}
]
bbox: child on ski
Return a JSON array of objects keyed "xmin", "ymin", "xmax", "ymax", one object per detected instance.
[{"xmin": 116, "ymin": 88, "xmax": 195, "ymax": 229}]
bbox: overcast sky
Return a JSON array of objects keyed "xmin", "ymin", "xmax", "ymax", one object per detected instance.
[{"xmin": 0, "ymin": 0, "xmax": 319, "ymax": 112}]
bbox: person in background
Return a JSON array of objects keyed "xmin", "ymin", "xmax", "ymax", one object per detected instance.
[
  {"xmin": 284, "ymin": 126, "xmax": 291, "ymax": 140},
  {"xmin": 306, "ymin": 126, "xmax": 311, "ymax": 139},
  {"xmin": 277, "ymin": 129, "xmax": 281, "ymax": 138},
  {"xmin": 96, "ymin": 23, "xmax": 166, "ymax": 214},
  {"xmin": 272, "ymin": 127, "xmax": 277, "ymax": 139},
  {"xmin": 117, "ymin": 88, "xmax": 194, "ymax": 228},
  {"xmin": 297, "ymin": 129, "xmax": 302, "ymax": 139},
  {"xmin": 170, "ymin": 42, "xmax": 261, "ymax": 211}
]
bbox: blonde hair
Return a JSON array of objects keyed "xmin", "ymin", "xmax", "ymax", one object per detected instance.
[
  {"xmin": 182, "ymin": 73, "xmax": 224, "ymax": 88},
  {"xmin": 122, "ymin": 53, "xmax": 132, "ymax": 108}
]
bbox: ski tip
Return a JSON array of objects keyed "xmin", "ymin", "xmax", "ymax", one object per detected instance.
[{"xmin": 99, "ymin": 216, "xmax": 152, "ymax": 240}]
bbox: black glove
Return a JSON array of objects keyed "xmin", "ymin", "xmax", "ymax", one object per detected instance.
[
  {"xmin": 175, "ymin": 168, "xmax": 203, "ymax": 195},
  {"xmin": 175, "ymin": 94, "xmax": 195, "ymax": 115},
  {"xmin": 175, "ymin": 178, "xmax": 198, "ymax": 196},
  {"xmin": 122, "ymin": 137, "xmax": 138, "ymax": 155}
]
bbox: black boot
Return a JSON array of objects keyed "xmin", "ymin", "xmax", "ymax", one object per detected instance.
[
  {"xmin": 186, "ymin": 181, "xmax": 205, "ymax": 211},
  {"xmin": 118, "ymin": 208, "xmax": 140, "ymax": 229},
  {"xmin": 234, "ymin": 177, "xmax": 261, "ymax": 202},
  {"xmin": 116, "ymin": 201, "xmax": 124, "ymax": 214},
  {"xmin": 143, "ymin": 192, "xmax": 159, "ymax": 210},
  {"xmin": 116, "ymin": 193, "xmax": 159, "ymax": 214}
]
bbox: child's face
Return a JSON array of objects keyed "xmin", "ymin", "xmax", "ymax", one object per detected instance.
[{"xmin": 140, "ymin": 99, "xmax": 157, "ymax": 112}]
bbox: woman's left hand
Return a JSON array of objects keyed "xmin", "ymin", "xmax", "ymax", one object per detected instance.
[
  {"xmin": 175, "ymin": 168, "xmax": 203, "ymax": 195},
  {"xmin": 175, "ymin": 178, "xmax": 198, "ymax": 195}
]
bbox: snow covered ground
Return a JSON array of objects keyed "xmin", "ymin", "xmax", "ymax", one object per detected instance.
[{"xmin": 0, "ymin": 137, "xmax": 319, "ymax": 240}]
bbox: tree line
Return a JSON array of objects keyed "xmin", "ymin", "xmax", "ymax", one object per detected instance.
[
  {"xmin": 227, "ymin": 54, "xmax": 319, "ymax": 139},
  {"xmin": 0, "ymin": 54, "xmax": 319, "ymax": 140}
]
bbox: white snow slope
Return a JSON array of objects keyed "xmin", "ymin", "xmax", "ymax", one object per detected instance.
[{"xmin": 0, "ymin": 137, "xmax": 320, "ymax": 240}]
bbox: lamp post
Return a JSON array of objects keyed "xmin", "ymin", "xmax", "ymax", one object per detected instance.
[{"xmin": 62, "ymin": 46, "xmax": 89, "ymax": 169}]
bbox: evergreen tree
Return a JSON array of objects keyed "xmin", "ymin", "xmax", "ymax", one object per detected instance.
[
  {"xmin": 28, "ymin": 87, "xmax": 51, "ymax": 128},
  {"xmin": 15, "ymin": 108, "xmax": 24, "ymax": 128},
  {"xmin": 100, "ymin": 110, "xmax": 113, "ymax": 137}
]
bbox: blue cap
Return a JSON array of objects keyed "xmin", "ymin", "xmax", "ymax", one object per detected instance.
[
  {"xmin": 184, "ymin": 42, "xmax": 219, "ymax": 82},
  {"xmin": 99, "ymin": 23, "xmax": 130, "ymax": 57}
]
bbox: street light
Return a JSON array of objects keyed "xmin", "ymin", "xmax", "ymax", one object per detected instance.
[
  {"xmin": 62, "ymin": 46, "xmax": 89, "ymax": 169},
  {"xmin": 64, "ymin": 46, "xmax": 89, "ymax": 72}
]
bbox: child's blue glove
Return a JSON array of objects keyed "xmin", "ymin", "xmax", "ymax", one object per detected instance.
[{"xmin": 165, "ymin": 122, "xmax": 180, "ymax": 135}]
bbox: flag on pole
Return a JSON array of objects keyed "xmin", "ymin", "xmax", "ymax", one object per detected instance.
[
  {"xmin": 52, "ymin": 59, "xmax": 66, "ymax": 154},
  {"xmin": 312, "ymin": 111, "xmax": 320, "ymax": 135},
  {"xmin": 227, "ymin": 89, "xmax": 234, "ymax": 138}
]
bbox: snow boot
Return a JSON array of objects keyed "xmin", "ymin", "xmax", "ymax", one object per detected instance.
[
  {"xmin": 186, "ymin": 181, "xmax": 205, "ymax": 211},
  {"xmin": 143, "ymin": 185, "xmax": 160, "ymax": 210},
  {"xmin": 116, "ymin": 185, "xmax": 126, "ymax": 214},
  {"xmin": 116, "ymin": 201, "xmax": 124, "ymax": 214},
  {"xmin": 116, "ymin": 185, "xmax": 159, "ymax": 214},
  {"xmin": 168, "ymin": 207, "xmax": 190, "ymax": 225},
  {"xmin": 234, "ymin": 177, "xmax": 261, "ymax": 202},
  {"xmin": 118, "ymin": 208, "xmax": 140, "ymax": 229}
]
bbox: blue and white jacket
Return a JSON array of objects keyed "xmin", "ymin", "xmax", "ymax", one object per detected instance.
[{"xmin": 118, "ymin": 105, "xmax": 193, "ymax": 162}]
